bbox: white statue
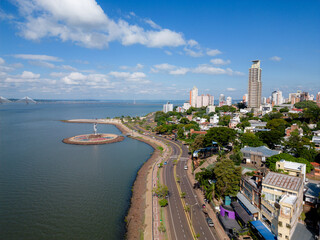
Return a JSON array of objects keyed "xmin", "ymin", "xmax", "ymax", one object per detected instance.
[{"xmin": 93, "ymin": 123, "xmax": 97, "ymax": 135}]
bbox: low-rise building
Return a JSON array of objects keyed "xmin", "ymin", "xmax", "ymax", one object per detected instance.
[
  {"xmin": 261, "ymin": 172, "xmax": 304, "ymax": 240},
  {"xmin": 240, "ymin": 173, "xmax": 262, "ymax": 215},
  {"xmin": 241, "ymin": 146, "xmax": 281, "ymax": 168},
  {"xmin": 206, "ymin": 105, "xmax": 216, "ymax": 114},
  {"xmin": 310, "ymin": 162, "xmax": 320, "ymax": 176},
  {"xmin": 285, "ymin": 124, "xmax": 303, "ymax": 137},
  {"xmin": 276, "ymin": 160, "xmax": 306, "ymax": 183},
  {"xmin": 304, "ymin": 182, "xmax": 320, "ymax": 207}
]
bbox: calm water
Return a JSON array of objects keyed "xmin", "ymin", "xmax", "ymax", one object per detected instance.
[{"xmin": 0, "ymin": 102, "xmax": 163, "ymax": 240}]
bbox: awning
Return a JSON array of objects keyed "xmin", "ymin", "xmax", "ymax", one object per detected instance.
[
  {"xmin": 250, "ymin": 221, "xmax": 277, "ymax": 240},
  {"xmin": 237, "ymin": 192, "xmax": 259, "ymax": 214},
  {"xmin": 231, "ymin": 201, "xmax": 253, "ymax": 224}
]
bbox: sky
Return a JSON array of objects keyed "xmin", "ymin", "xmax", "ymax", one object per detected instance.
[{"xmin": 0, "ymin": 0, "xmax": 319, "ymax": 100}]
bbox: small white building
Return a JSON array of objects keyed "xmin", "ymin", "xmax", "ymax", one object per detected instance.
[
  {"xmin": 206, "ymin": 105, "xmax": 216, "ymax": 114},
  {"xmin": 210, "ymin": 114, "xmax": 219, "ymax": 124},
  {"xmin": 183, "ymin": 102, "xmax": 191, "ymax": 111},
  {"xmin": 276, "ymin": 159, "xmax": 306, "ymax": 183}
]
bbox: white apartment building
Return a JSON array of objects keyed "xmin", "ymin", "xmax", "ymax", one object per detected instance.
[
  {"xmin": 226, "ymin": 96, "xmax": 232, "ymax": 106},
  {"xmin": 190, "ymin": 86, "xmax": 198, "ymax": 107},
  {"xmin": 183, "ymin": 102, "xmax": 191, "ymax": 110},
  {"xmin": 163, "ymin": 102, "xmax": 173, "ymax": 113},
  {"xmin": 272, "ymin": 90, "xmax": 283, "ymax": 105},
  {"xmin": 261, "ymin": 172, "xmax": 303, "ymax": 240}
]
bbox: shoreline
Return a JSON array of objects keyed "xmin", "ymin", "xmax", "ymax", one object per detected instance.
[{"xmin": 61, "ymin": 119, "xmax": 166, "ymax": 239}]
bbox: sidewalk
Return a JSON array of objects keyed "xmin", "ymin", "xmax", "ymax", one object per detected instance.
[{"xmin": 187, "ymin": 158, "xmax": 230, "ymax": 240}]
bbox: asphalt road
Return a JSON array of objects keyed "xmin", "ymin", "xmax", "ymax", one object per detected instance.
[{"xmin": 129, "ymin": 116, "xmax": 220, "ymax": 240}]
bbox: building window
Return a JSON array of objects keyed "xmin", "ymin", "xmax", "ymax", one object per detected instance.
[
  {"xmin": 278, "ymin": 221, "xmax": 282, "ymax": 227},
  {"xmin": 285, "ymin": 236, "xmax": 289, "ymax": 239},
  {"xmin": 286, "ymin": 223, "xmax": 291, "ymax": 229},
  {"xmin": 279, "ymin": 233, "xmax": 282, "ymax": 237}
]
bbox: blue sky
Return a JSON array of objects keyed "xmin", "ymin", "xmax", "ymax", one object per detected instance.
[{"xmin": 0, "ymin": 0, "xmax": 319, "ymax": 100}]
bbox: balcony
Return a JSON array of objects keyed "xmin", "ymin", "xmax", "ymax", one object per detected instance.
[{"xmin": 261, "ymin": 198, "xmax": 276, "ymax": 213}]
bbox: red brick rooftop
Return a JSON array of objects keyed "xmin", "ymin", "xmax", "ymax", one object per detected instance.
[{"xmin": 263, "ymin": 172, "xmax": 302, "ymax": 192}]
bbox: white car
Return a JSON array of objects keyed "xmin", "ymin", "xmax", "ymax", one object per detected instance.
[{"xmin": 184, "ymin": 165, "xmax": 188, "ymax": 170}]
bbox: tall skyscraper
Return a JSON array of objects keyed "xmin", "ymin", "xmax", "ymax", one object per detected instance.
[
  {"xmin": 190, "ymin": 86, "xmax": 198, "ymax": 107},
  {"xmin": 248, "ymin": 60, "xmax": 262, "ymax": 109}
]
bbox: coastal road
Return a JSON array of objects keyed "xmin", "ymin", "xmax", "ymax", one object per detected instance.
[
  {"xmin": 130, "ymin": 121, "xmax": 220, "ymax": 240},
  {"xmin": 163, "ymin": 140, "xmax": 194, "ymax": 240},
  {"xmin": 174, "ymin": 142, "xmax": 219, "ymax": 240}
]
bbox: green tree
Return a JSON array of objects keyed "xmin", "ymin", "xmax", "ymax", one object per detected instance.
[
  {"xmin": 237, "ymin": 121, "xmax": 251, "ymax": 130},
  {"xmin": 218, "ymin": 115, "xmax": 231, "ymax": 126},
  {"xmin": 280, "ymin": 107, "xmax": 289, "ymax": 113},
  {"xmin": 190, "ymin": 134, "xmax": 205, "ymax": 152},
  {"xmin": 266, "ymin": 119, "xmax": 288, "ymax": 135},
  {"xmin": 159, "ymin": 199, "xmax": 168, "ymax": 207},
  {"xmin": 153, "ymin": 183, "xmax": 169, "ymax": 198},
  {"xmin": 240, "ymin": 133, "xmax": 264, "ymax": 147},
  {"xmin": 257, "ymin": 130, "xmax": 283, "ymax": 149},
  {"xmin": 204, "ymin": 127, "xmax": 236, "ymax": 146},
  {"xmin": 214, "ymin": 159, "xmax": 241, "ymax": 198},
  {"xmin": 266, "ymin": 153, "xmax": 314, "ymax": 173},
  {"xmin": 294, "ymin": 100, "xmax": 318, "ymax": 109}
]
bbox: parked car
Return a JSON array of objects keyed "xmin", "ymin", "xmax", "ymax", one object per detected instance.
[
  {"xmin": 206, "ymin": 217, "xmax": 214, "ymax": 227},
  {"xmin": 164, "ymin": 161, "xmax": 167, "ymax": 165},
  {"xmin": 184, "ymin": 165, "xmax": 188, "ymax": 170}
]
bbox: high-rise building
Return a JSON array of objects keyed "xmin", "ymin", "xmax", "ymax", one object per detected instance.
[
  {"xmin": 248, "ymin": 60, "xmax": 262, "ymax": 109},
  {"xmin": 316, "ymin": 92, "xmax": 320, "ymax": 107},
  {"xmin": 271, "ymin": 90, "xmax": 283, "ymax": 106},
  {"xmin": 190, "ymin": 86, "xmax": 198, "ymax": 107},
  {"xmin": 163, "ymin": 102, "xmax": 173, "ymax": 113},
  {"xmin": 226, "ymin": 96, "xmax": 232, "ymax": 106},
  {"xmin": 219, "ymin": 94, "xmax": 225, "ymax": 106},
  {"xmin": 189, "ymin": 87, "xmax": 214, "ymax": 108},
  {"xmin": 243, "ymin": 94, "xmax": 248, "ymax": 103},
  {"xmin": 262, "ymin": 97, "xmax": 267, "ymax": 105}
]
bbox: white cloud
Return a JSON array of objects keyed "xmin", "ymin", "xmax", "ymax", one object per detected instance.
[
  {"xmin": 184, "ymin": 47, "xmax": 203, "ymax": 57},
  {"xmin": 21, "ymin": 71, "xmax": 40, "ymax": 79},
  {"xmin": 14, "ymin": 0, "xmax": 186, "ymax": 49},
  {"xmin": 119, "ymin": 63, "xmax": 144, "ymax": 71},
  {"xmin": 210, "ymin": 58, "xmax": 231, "ymax": 65},
  {"xmin": 192, "ymin": 65, "xmax": 227, "ymax": 75},
  {"xmin": 145, "ymin": 19, "xmax": 161, "ymax": 29},
  {"xmin": 4, "ymin": 71, "xmax": 40, "ymax": 83},
  {"xmin": 169, "ymin": 67, "xmax": 189, "ymax": 75},
  {"xmin": 29, "ymin": 61, "xmax": 56, "ymax": 68},
  {"xmin": 151, "ymin": 63, "xmax": 176, "ymax": 73},
  {"xmin": 14, "ymin": 54, "xmax": 62, "ymax": 62},
  {"xmin": 206, "ymin": 49, "xmax": 222, "ymax": 56},
  {"xmin": 226, "ymin": 88, "xmax": 236, "ymax": 91},
  {"xmin": 62, "ymin": 72, "xmax": 86, "ymax": 84},
  {"xmin": 187, "ymin": 39, "xmax": 199, "ymax": 47},
  {"xmin": 0, "ymin": 57, "xmax": 5, "ymax": 64},
  {"xmin": 50, "ymin": 72, "xmax": 67, "ymax": 77},
  {"xmin": 270, "ymin": 56, "xmax": 281, "ymax": 62},
  {"xmin": 61, "ymin": 65, "xmax": 77, "ymax": 71},
  {"xmin": 109, "ymin": 71, "xmax": 150, "ymax": 84},
  {"xmin": 164, "ymin": 50, "xmax": 172, "ymax": 55}
]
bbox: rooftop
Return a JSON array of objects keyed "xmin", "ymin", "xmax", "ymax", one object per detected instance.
[
  {"xmin": 250, "ymin": 221, "xmax": 277, "ymax": 240},
  {"xmin": 241, "ymin": 146, "xmax": 280, "ymax": 157},
  {"xmin": 305, "ymin": 182, "xmax": 320, "ymax": 198},
  {"xmin": 280, "ymin": 194, "xmax": 297, "ymax": 205},
  {"xmin": 279, "ymin": 159, "xmax": 306, "ymax": 171},
  {"xmin": 237, "ymin": 192, "xmax": 259, "ymax": 214},
  {"xmin": 263, "ymin": 172, "xmax": 302, "ymax": 192}
]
